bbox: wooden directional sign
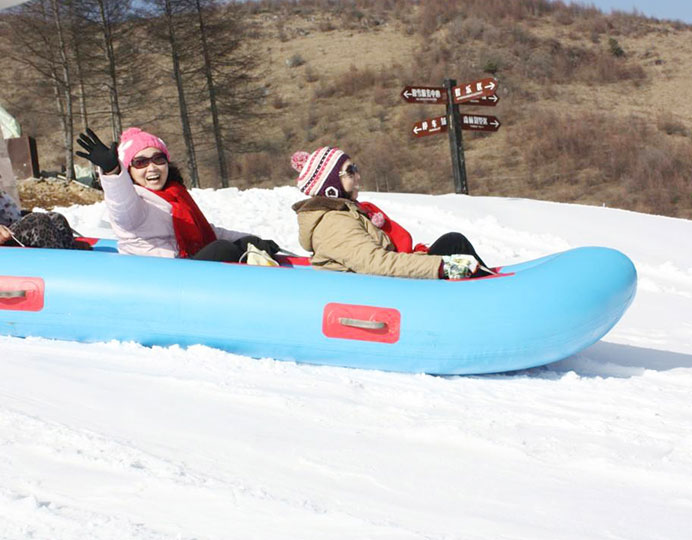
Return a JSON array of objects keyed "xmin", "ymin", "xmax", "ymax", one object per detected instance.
[
  {"xmin": 452, "ymin": 77, "xmax": 498, "ymax": 104},
  {"xmin": 459, "ymin": 94, "xmax": 500, "ymax": 107},
  {"xmin": 411, "ymin": 115, "xmax": 448, "ymax": 137},
  {"xmin": 403, "ymin": 76, "xmax": 502, "ymax": 195},
  {"xmin": 401, "ymin": 86, "xmax": 447, "ymax": 104},
  {"xmin": 461, "ymin": 114, "xmax": 501, "ymax": 132}
]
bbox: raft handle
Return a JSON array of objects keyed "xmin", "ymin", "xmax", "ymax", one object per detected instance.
[
  {"xmin": 0, "ymin": 290, "xmax": 27, "ymax": 299},
  {"xmin": 338, "ymin": 317, "xmax": 386, "ymax": 330}
]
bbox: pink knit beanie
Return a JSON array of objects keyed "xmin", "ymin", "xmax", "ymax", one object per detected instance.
[
  {"xmin": 292, "ymin": 146, "xmax": 349, "ymax": 198},
  {"xmin": 118, "ymin": 127, "xmax": 171, "ymax": 168}
]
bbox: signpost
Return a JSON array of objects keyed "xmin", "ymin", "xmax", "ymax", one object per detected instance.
[
  {"xmin": 411, "ymin": 113, "xmax": 502, "ymax": 137},
  {"xmin": 400, "ymin": 86, "xmax": 447, "ymax": 104},
  {"xmin": 459, "ymin": 94, "xmax": 500, "ymax": 107},
  {"xmin": 444, "ymin": 78, "xmax": 467, "ymax": 195},
  {"xmin": 401, "ymin": 76, "xmax": 501, "ymax": 194},
  {"xmin": 461, "ymin": 114, "xmax": 501, "ymax": 132},
  {"xmin": 451, "ymin": 77, "xmax": 497, "ymax": 104},
  {"xmin": 411, "ymin": 115, "xmax": 447, "ymax": 138}
]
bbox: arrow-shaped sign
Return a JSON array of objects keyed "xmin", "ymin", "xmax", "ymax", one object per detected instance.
[
  {"xmin": 401, "ymin": 86, "xmax": 447, "ymax": 104},
  {"xmin": 452, "ymin": 77, "xmax": 498, "ymax": 104},
  {"xmin": 461, "ymin": 114, "xmax": 501, "ymax": 132},
  {"xmin": 459, "ymin": 94, "xmax": 500, "ymax": 107},
  {"xmin": 411, "ymin": 115, "xmax": 449, "ymax": 137},
  {"xmin": 412, "ymin": 114, "xmax": 502, "ymax": 137}
]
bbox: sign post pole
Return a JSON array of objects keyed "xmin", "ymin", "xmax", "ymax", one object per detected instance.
[
  {"xmin": 401, "ymin": 76, "xmax": 499, "ymax": 195},
  {"xmin": 444, "ymin": 78, "xmax": 467, "ymax": 195}
]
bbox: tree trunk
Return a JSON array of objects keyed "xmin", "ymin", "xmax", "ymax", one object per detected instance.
[
  {"xmin": 68, "ymin": 1, "xmax": 89, "ymax": 133},
  {"xmin": 195, "ymin": 0, "xmax": 228, "ymax": 188},
  {"xmin": 96, "ymin": 0, "xmax": 123, "ymax": 140},
  {"xmin": 51, "ymin": 0, "xmax": 75, "ymax": 181},
  {"xmin": 164, "ymin": 0, "xmax": 199, "ymax": 187}
]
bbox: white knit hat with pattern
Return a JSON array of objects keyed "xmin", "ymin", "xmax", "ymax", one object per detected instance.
[{"xmin": 292, "ymin": 146, "xmax": 349, "ymax": 198}]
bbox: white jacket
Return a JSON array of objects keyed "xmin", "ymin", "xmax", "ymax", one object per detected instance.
[{"xmin": 100, "ymin": 169, "xmax": 248, "ymax": 257}]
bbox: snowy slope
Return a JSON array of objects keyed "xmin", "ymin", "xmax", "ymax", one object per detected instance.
[{"xmin": 1, "ymin": 187, "xmax": 691, "ymax": 540}]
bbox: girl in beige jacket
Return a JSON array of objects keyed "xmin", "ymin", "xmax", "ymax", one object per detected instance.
[{"xmin": 291, "ymin": 146, "xmax": 489, "ymax": 279}]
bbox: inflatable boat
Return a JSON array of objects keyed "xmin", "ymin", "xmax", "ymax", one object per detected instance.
[{"xmin": 0, "ymin": 240, "xmax": 636, "ymax": 374}]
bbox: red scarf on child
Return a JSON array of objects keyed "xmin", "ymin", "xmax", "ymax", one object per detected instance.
[{"xmin": 149, "ymin": 181, "xmax": 216, "ymax": 258}]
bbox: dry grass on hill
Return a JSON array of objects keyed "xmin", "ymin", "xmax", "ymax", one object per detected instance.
[
  {"xmin": 241, "ymin": 1, "xmax": 692, "ymax": 218},
  {"xmin": 3, "ymin": 0, "xmax": 692, "ymax": 218}
]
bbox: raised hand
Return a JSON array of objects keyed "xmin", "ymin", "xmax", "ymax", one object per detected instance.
[{"xmin": 76, "ymin": 128, "xmax": 119, "ymax": 173}]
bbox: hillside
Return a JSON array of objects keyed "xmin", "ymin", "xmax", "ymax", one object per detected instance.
[
  {"xmin": 248, "ymin": 1, "xmax": 692, "ymax": 218},
  {"xmin": 2, "ymin": 0, "xmax": 692, "ymax": 218}
]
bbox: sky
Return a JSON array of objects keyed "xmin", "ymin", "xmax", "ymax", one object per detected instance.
[
  {"xmin": 575, "ymin": 0, "xmax": 692, "ymax": 23},
  {"xmin": 1, "ymin": 187, "xmax": 691, "ymax": 539}
]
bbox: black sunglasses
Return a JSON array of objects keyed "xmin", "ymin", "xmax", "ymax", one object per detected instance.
[
  {"xmin": 130, "ymin": 153, "xmax": 168, "ymax": 169},
  {"xmin": 339, "ymin": 163, "xmax": 359, "ymax": 177}
]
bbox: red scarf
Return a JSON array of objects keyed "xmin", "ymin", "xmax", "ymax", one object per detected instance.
[
  {"xmin": 149, "ymin": 181, "xmax": 217, "ymax": 258},
  {"xmin": 357, "ymin": 201, "xmax": 429, "ymax": 253}
]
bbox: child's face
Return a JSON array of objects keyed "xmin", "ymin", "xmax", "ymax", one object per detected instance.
[{"xmin": 339, "ymin": 159, "xmax": 360, "ymax": 200}]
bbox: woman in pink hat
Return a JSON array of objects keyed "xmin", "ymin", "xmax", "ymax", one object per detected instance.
[
  {"xmin": 76, "ymin": 128, "xmax": 279, "ymax": 262},
  {"xmin": 291, "ymin": 146, "xmax": 490, "ymax": 279}
]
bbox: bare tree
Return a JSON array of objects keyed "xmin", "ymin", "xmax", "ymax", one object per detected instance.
[
  {"xmin": 184, "ymin": 0, "xmax": 264, "ymax": 187},
  {"xmin": 50, "ymin": 0, "xmax": 77, "ymax": 180},
  {"xmin": 192, "ymin": 0, "xmax": 228, "ymax": 186},
  {"xmin": 142, "ymin": 0, "xmax": 200, "ymax": 187},
  {"xmin": 67, "ymin": 0, "xmax": 91, "ymax": 133},
  {"xmin": 75, "ymin": 0, "xmax": 159, "ymax": 142},
  {"xmin": 89, "ymin": 0, "xmax": 127, "ymax": 138},
  {"xmin": 2, "ymin": 0, "xmax": 78, "ymax": 179}
]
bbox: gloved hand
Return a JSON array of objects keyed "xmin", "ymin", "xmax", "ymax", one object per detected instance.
[
  {"xmin": 76, "ymin": 128, "xmax": 119, "ymax": 173},
  {"xmin": 441, "ymin": 254, "xmax": 479, "ymax": 279},
  {"xmin": 235, "ymin": 235, "xmax": 281, "ymax": 256}
]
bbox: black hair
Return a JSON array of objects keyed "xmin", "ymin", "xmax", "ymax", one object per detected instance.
[{"xmin": 167, "ymin": 163, "xmax": 187, "ymax": 187}]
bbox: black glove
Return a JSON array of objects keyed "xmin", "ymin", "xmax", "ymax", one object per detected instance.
[
  {"xmin": 235, "ymin": 235, "xmax": 281, "ymax": 256},
  {"xmin": 76, "ymin": 128, "xmax": 119, "ymax": 173}
]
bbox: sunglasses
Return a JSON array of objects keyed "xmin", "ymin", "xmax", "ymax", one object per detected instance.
[
  {"xmin": 130, "ymin": 153, "xmax": 168, "ymax": 169},
  {"xmin": 339, "ymin": 163, "xmax": 359, "ymax": 177}
]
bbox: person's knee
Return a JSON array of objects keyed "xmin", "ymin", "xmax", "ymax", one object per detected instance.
[
  {"xmin": 428, "ymin": 232, "xmax": 472, "ymax": 255},
  {"xmin": 442, "ymin": 232, "xmax": 469, "ymax": 243},
  {"xmin": 194, "ymin": 240, "xmax": 243, "ymax": 262}
]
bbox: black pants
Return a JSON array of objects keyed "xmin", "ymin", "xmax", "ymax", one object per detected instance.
[
  {"xmin": 427, "ymin": 233, "xmax": 486, "ymax": 265},
  {"xmin": 192, "ymin": 239, "xmax": 244, "ymax": 263},
  {"xmin": 427, "ymin": 232, "xmax": 491, "ymax": 276}
]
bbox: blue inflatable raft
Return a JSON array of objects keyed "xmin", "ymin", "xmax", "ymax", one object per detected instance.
[{"xmin": 0, "ymin": 242, "xmax": 636, "ymax": 374}]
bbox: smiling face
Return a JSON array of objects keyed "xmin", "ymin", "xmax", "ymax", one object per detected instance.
[
  {"xmin": 128, "ymin": 147, "xmax": 169, "ymax": 191},
  {"xmin": 339, "ymin": 159, "xmax": 360, "ymax": 201}
]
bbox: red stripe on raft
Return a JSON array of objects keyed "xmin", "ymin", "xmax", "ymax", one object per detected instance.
[
  {"xmin": 275, "ymin": 255, "xmax": 311, "ymax": 267},
  {"xmin": 447, "ymin": 271, "xmax": 514, "ymax": 282},
  {"xmin": 74, "ymin": 237, "xmax": 99, "ymax": 246}
]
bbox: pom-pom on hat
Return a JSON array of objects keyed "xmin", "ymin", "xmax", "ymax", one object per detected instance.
[
  {"xmin": 118, "ymin": 127, "xmax": 171, "ymax": 168},
  {"xmin": 292, "ymin": 146, "xmax": 349, "ymax": 199}
]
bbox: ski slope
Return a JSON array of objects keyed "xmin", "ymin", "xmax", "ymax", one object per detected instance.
[{"xmin": 1, "ymin": 187, "xmax": 691, "ymax": 539}]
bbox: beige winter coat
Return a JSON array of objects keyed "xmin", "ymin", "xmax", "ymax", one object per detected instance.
[{"xmin": 292, "ymin": 197, "xmax": 442, "ymax": 279}]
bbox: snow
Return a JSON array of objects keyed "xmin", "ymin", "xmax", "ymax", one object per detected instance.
[{"xmin": 2, "ymin": 186, "xmax": 691, "ymax": 539}]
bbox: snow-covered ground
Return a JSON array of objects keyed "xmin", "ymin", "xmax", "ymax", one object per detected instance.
[{"xmin": 1, "ymin": 187, "xmax": 691, "ymax": 539}]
